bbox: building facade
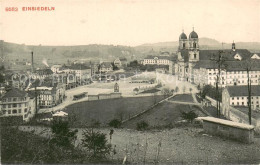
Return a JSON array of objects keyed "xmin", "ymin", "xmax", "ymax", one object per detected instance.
[{"xmin": 0, "ymin": 88, "xmax": 37, "ymax": 121}]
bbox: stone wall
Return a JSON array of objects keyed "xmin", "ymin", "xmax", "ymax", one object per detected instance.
[{"xmin": 203, "ymin": 120, "xmax": 254, "ymax": 143}]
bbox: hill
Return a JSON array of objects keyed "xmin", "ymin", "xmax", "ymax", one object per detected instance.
[
  {"xmin": 0, "ymin": 41, "xmax": 141, "ymax": 69},
  {"xmin": 135, "ymin": 38, "xmax": 260, "ymax": 53}
]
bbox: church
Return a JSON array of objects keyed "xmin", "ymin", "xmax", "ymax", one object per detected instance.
[{"xmin": 175, "ymin": 28, "xmax": 260, "ymax": 86}]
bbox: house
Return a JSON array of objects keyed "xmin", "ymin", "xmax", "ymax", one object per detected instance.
[
  {"xmin": 0, "ymin": 88, "xmax": 37, "ymax": 122},
  {"xmin": 222, "ymin": 85, "xmax": 260, "ymax": 112},
  {"xmin": 28, "ymin": 82, "xmax": 65, "ymax": 108},
  {"xmin": 114, "ymin": 58, "xmax": 122, "ymax": 67},
  {"xmin": 100, "ymin": 62, "xmax": 113, "ymax": 73}
]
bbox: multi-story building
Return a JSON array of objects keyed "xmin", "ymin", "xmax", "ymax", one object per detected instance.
[
  {"xmin": 222, "ymin": 85, "xmax": 260, "ymax": 112},
  {"xmin": 0, "ymin": 88, "xmax": 37, "ymax": 121},
  {"xmin": 100, "ymin": 62, "xmax": 113, "ymax": 73},
  {"xmin": 176, "ymin": 28, "xmax": 260, "ymax": 86},
  {"xmin": 143, "ymin": 56, "xmax": 170, "ymax": 65},
  {"xmin": 193, "ymin": 61, "xmax": 260, "ymax": 87},
  {"xmin": 28, "ymin": 82, "xmax": 65, "ymax": 108}
]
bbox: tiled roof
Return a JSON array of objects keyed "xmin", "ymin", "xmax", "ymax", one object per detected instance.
[
  {"xmin": 194, "ymin": 60, "xmax": 260, "ymax": 71},
  {"xmin": 2, "ymin": 88, "xmax": 27, "ymax": 98},
  {"xmin": 227, "ymin": 85, "xmax": 260, "ymax": 97},
  {"xmin": 199, "ymin": 49, "xmax": 252, "ymax": 61}
]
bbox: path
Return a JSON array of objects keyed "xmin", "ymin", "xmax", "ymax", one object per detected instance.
[{"xmin": 166, "ymin": 100, "xmax": 201, "ymax": 106}]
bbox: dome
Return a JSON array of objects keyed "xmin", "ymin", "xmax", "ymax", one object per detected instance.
[
  {"xmin": 179, "ymin": 32, "xmax": 187, "ymax": 40},
  {"xmin": 189, "ymin": 31, "xmax": 198, "ymax": 39}
]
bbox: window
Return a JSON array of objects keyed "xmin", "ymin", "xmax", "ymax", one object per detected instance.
[
  {"xmin": 24, "ymin": 108, "xmax": 27, "ymax": 113},
  {"xmin": 8, "ymin": 110, "xmax": 11, "ymax": 114},
  {"xmin": 237, "ymin": 102, "xmax": 239, "ymax": 105},
  {"xmin": 18, "ymin": 109, "xmax": 21, "ymax": 113},
  {"xmin": 3, "ymin": 104, "xmax": 6, "ymax": 108},
  {"xmin": 8, "ymin": 104, "xmax": 11, "ymax": 108},
  {"xmin": 232, "ymin": 97, "xmax": 234, "ymax": 100},
  {"xmin": 13, "ymin": 104, "xmax": 17, "ymax": 108},
  {"xmin": 13, "ymin": 98, "xmax": 17, "ymax": 102},
  {"xmin": 237, "ymin": 97, "xmax": 239, "ymax": 100},
  {"xmin": 12, "ymin": 110, "xmax": 17, "ymax": 114}
]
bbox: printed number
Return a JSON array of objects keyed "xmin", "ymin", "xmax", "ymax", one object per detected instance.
[{"xmin": 5, "ymin": 7, "xmax": 18, "ymax": 12}]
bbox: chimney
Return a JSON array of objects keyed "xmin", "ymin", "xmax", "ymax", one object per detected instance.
[{"xmin": 31, "ymin": 51, "xmax": 34, "ymax": 73}]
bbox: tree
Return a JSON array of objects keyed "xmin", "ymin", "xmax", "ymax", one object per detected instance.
[
  {"xmin": 108, "ymin": 119, "xmax": 122, "ymax": 128},
  {"xmin": 81, "ymin": 129, "xmax": 111, "ymax": 159},
  {"xmin": 50, "ymin": 120, "xmax": 78, "ymax": 148},
  {"xmin": 181, "ymin": 111, "xmax": 198, "ymax": 123},
  {"xmin": 175, "ymin": 86, "xmax": 179, "ymax": 93},
  {"xmin": 136, "ymin": 121, "xmax": 149, "ymax": 131},
  {"xmin": 210, "ymin": 50, "xmax": 227, "ymax": 118},
  {"xmin": 241, "ymin": 59, "xmax": 256, "ymax": 125},
  {"xmin": 161, "ymin": 88, "xmax": 173, "ymax": 98},
  {"xmin": 133, "ymin": 88, "xmax": 139, "ymax": 94}
]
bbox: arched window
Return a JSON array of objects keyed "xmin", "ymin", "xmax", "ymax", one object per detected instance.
[
  {"xmin": 194, "ymin": 54, "xmax": 197, "ymax": 59},
  {"xmin": 193, "ymin": 42, "xmax": 196, "ymax": 48}
]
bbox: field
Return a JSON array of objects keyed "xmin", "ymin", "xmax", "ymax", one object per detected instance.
[
  {"xmin": 64, "ymin": 96, "xmax": 165, "ymax": 127},
  {"xmin": 169, "ymin": 94, "xmax": 194, "ymax": 102},
  {"xmin": 18, "ymin": 125, "xmax": 260, "ymax": 164},
  {"xmin": 123, "ymin": 102, "xmax": 206, "ymax": 129}
]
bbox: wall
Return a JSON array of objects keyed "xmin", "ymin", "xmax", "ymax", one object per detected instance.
[
  {"xmin": 207, "ymin": 95, "xmax": 259, "ymax": 133},
  {"xmin": 203, "ymin": 120, "xmax": 254, "ymax": 143}
]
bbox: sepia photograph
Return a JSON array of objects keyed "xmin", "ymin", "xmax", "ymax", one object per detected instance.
[{"xmin": 0, "ymin": 0, "xmax": 260, "ymax": 164}]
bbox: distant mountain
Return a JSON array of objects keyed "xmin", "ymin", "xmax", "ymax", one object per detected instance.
[{"xmin": 135, "ymin": 38, "xmax": 260, "ymax": 53}]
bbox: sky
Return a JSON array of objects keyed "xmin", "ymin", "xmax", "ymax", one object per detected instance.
[{"xmin": 0, "ymin": 0, "xmax": 260, "ymax": 46}]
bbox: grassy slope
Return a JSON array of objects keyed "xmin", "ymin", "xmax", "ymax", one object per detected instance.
[
  {"xmin": 64, "ymin": 96, "xmax": 165, "ymax": 127},
  {"xmin": 123, "ymin": 102, "xmax": 207, "ymax": 128}
]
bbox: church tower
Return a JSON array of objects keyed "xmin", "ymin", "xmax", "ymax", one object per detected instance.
[
  {"xmin": 188, "ymin": 27, "xmax": 199, "ymax": 61},
  {"xmin": 179, "ymin": 30, "xmax": 188, "ymax": 50}
]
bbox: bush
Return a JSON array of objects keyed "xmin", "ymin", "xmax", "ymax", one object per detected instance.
[
  {"xmin": 81, "ymin": 129, "xmax": 111, "ymax": 159},
  {"xmin": 136, "ymin": 121, "xmax": 149, "ymax": 131},
  {"xmin": 181, "ymin": 111, "xmax": 198, "ymax": 123},
  {"xmin": 108, "ymin": 119, "xmax": 122, "ymax": 128},
  {"xmin": 50, "ymin": 120, "xmax": 78, "ymax": 148}
]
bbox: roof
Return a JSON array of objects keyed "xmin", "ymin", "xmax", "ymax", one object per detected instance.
[
  {"xmin": 101, "ymin": 62, "xmax": 112, "ymax": 68},
  {"xmin": 189, "ymin": 31, "xmax": 198, "ymax": 39},
  {"xmin": 226, "ymin": 85, "xmax": 260, "ymax": 97},
  {"xmin": 199, "ymin": 117, "xmax": 254, "ymax": 130},
  {"xmin": 2, "ymin": 88, "xmax": 28, "ymax": 98},
  {"xmin": 144, "ymin": 55, "xmax": 170, "ymax": 60},
  {"xmin": 179, "ymin": 32, "xmax": 187, "ymax": 40},
  {"xmin": 194, "ymin": 60, "xmax": 260, "ymax": 71},
  {"xmin": 53, "ymin": 111, "xmax": 68, "ymax": 117},
  {"xmin": 67, "ymin": 64, "xmax": 91, "ymax": 70},
  {"xmin": 35, "ymin": 68, "xmax": 53, "ymax": 75},
  {"xmin": 199, "ymin": 49, "xmax": 252, "ymax": 61}
]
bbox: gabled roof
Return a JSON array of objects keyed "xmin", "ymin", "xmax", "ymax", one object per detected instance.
[
  {"xmin": 101, "ymin": 62, "xmax": 112, "ymax": 68},
  {"xmin": 199, "ymin": 49, "xmax": 252, "ymax": 61},
  {"xmin": 193, "ymin": 60, "xmax": 260, "ymax": 71},
  {"xmin": 2, "ymin": 88, "xmax": 28, "ymax": 98},
  {"xmin": 227, "ymin": 85, "xmax": 260, "ymax": 97}
]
